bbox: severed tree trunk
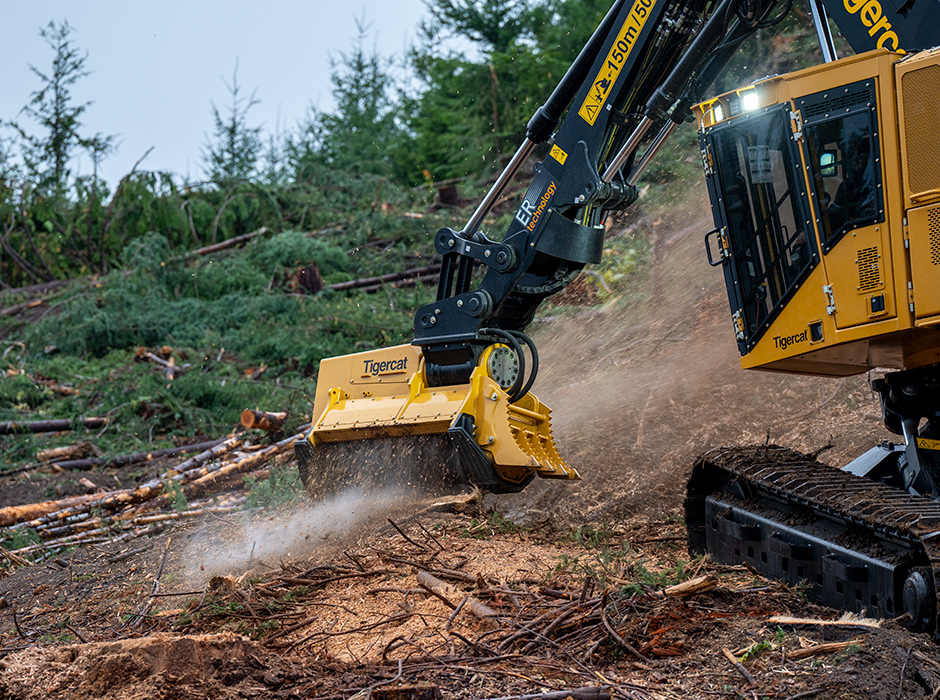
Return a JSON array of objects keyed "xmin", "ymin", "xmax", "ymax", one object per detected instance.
[{"xmin": 0, "ymin": 417, "xmax": 107, "ymax": 435}]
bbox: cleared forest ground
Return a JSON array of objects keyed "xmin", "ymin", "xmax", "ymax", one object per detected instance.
[{"xmin": 0, "ymin": 197, "xmax": 931, "ymax": 699}]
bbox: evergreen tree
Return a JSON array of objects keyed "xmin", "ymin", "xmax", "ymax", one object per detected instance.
[
  {"xmin": 318, "ymin": 17, "xmax": 400, "ymax": 176},
  {"xmin": 404, "ymin": 0, "xmax": 550, "ymax": 182},
  {"xmin": 12, "ymin": 20, "xmax": 115, "ymax": 198},
  {"xmin": 402, "ymin": 0, "xmax": 612, "ymax": 183},
  {"xmin": 202, "ymin": 60, "xmax": 263, "ymax": 184}
]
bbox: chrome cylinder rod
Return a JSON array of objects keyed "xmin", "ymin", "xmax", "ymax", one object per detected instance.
[
  {"xmin": 601, "ymin": 116, "xmax": 654, "ymax": 183},
  {"xmin": 463, "ymin": 138, "xmax": 538, "ymax": 237},
  {"xmin": 626, "ymin": 120, "xmax": 680, "ymax": 187},
  {"xmin": 809, "ymin": 0, "xmax": 838, "ymax": 63}
]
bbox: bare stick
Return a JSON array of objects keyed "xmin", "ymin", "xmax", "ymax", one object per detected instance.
[
  {"xmin": 722, "ymin": 648, "xmax": 756, "ymax": 686},
  {"xmin": 445, "ymin": 594, "xmax": 470, "ymax": 630},
  {"xmin": 600, "ymin": 594, "xmax": 652, "ymax": 664},
  {"xmin": 133, "ymin": 537, "xmax": 172, "ymax": 629},
  {"xmin": 388, "ymin": 518, "xmax": 427, "ymax": 550}
]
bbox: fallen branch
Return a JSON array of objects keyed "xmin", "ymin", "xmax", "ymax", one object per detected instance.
[
  {"xmin": 0, "ymin": 546, "xmax": 31, "ymax": 567},
  {"xmin": 722, "ymin": 647, "xmax": 756, "ymax": 686},
  {"xmin": 650, "ymin": 575, "xmax": 717, "ymax": 599},
  {"xmin": 0, "ymin": 417, "xmax": 108, "ymax": 435},
  {"xmin": 785, "ymin": 639, "xmax": 863, "ymax": 660},
  {"xmin": 35, "ymin": 437, "xmax": 230, "ymax": 472},
  {"xmin": 180, "ymin": 227, "xmax": 269, "ymax": 259},
  {"xmin": 36, "ymin": 441, "xmax": 100, "ymax": 463},
  {"xmin": 769, "ymin": 613, "xmax": 881, "ymax": 629},
  {"xmin": 328, "ymin": 264, "xmax": 442, "ymax": 292},
  {"xmin": 358, "ymin": 273, "xmax": 440, "ymax": 294},
  {"xmin": 137, "ymin": 350, "xmax": 190, "ymax": 380},
  {"xmin": 600, "ymin": 593, "xmax": 652, "ymax": 664},
  {"xmin": 0, "ymin": 298, "xmax": 45, "ymax": 318}
]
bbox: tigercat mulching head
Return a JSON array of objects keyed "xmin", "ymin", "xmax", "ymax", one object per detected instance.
[{"xmin": 295, "ymin": 344, "xmax": 579, "ymax": 498}]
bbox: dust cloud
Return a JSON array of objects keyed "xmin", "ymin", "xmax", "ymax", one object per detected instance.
[
  {"xmin": 491, "ymin": 199, "xmax": 888, "ymax": 525},
  {"xmin": 181, "ymin": 487, "xmax": 408, "ymax": 583}
]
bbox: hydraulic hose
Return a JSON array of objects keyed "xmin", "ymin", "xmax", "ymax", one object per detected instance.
[{"xmin": 481, "ymin": 328, "xmax": 540, "ymax": 403}]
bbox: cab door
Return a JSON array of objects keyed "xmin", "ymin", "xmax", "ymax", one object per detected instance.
[
  {"xmin": 795, "ymin": 79, "xmax": 894, "ymax": 329},
  {"xmin": 702, "ymin": 103, "xmax": 819, "ymax": 354}
]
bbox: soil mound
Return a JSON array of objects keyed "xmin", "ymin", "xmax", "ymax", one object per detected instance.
[{"xmin": 0, "ymin": 633, "xmax": 295, "ymax": 700}]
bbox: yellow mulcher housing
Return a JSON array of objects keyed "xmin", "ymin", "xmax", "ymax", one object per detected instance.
[{"xmin": 295, "ymin": 344, "xmax": 578, "ymax": 496}]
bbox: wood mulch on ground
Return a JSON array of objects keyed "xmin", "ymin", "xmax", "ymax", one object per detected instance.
[{"xmin": 1, "ymin": 493, "xmax": 937, "ymax": 700}]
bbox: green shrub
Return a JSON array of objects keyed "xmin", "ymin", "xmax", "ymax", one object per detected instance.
[{"xmin": 0, "ymin": 374, "xmax": 50, "ymax": 409}]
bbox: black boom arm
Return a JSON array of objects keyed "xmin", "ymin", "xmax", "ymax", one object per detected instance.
[{"xmin": 413, "ymin": 0, "xmax": 787, "ymax": 382}]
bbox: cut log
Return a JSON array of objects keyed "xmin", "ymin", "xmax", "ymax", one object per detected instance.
[
  {"xmin": 36, "ymin": 441, "xmax": 100, "ymax": 463},
  {"xmin": 0, "ymin": 494, "xmax": 102, "ymax": 527},
  {"xmin": 240, "ymin": 409, "xmax": 287, "ymax": 432},
  {"xmin": 179, "ymin": 431, "xmax": 303, "ymax": 499},
  {"xmin": 415, "ymin": 570, "xmax": 499, "ymax": 627},
  {"xmin": 0, "ymin": 417, "xmax": 108, "ymax": 435},
  {"xmin": 39, "ymin": 437, "xmax": 230, "ymax": 471}
]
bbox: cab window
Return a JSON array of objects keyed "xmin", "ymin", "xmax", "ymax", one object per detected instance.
[
  {"xmin": 711, "ymin": 106, "xmax": 815, "ymax": 342},
  {"xmin": 798, "ymin": 80, "xmax": 883, "ymax": 252}
]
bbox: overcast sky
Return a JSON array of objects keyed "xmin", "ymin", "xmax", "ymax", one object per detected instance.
[{"xmin": 1, "ymin": 1, "xmax": 429, "ymax": 187}]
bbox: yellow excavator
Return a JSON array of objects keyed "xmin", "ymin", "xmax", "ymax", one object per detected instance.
[{"xmin": 296, "ymin": 0, "xmax": 940, "ymax": 636}]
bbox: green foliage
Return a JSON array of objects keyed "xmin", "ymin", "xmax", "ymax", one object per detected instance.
[
  {"xmin": 571, "ymin": 524, "xmax": 618, "ymax": 548},
  {"xmin": 11, "ymin": 20, "xmax": 116, "ymax": 198},
  {"xmin": 317, "ymin": 17, "xmax": 402, "ymax": 177},
  {"xmin": 163, "ymin": 479, "xmax": 189, "ymax": 513},
  {"xmin": 556, "ymin": 530, "xmax": 632, "ymax": 586},
  {"xmin": 245, "ymin": 466, "xmax": 305, "ymax": 508},
  {"xmin": 400, "ymin": 0, "xmax": 609, "ymax": 183},
  {"xmin": 739, "ymin": 640, "xmax": 773, "ymax": 662},
  {"xmin": 459, "ymin": 511, "xmax": 522, "ymax": 538},
  {"xmin": 0, "ymin": 374, "xmax": 51, "ymax": 409},
  {"xmin": 202, "ymin": 61, "xmax": 263, "ymax": 185},
  {"xmin": 0, "ymin": 527, "xmax": 40, "ymax": 552}
]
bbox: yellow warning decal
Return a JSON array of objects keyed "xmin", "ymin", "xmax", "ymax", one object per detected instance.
[
  {"xmin": 578, "ymin": 0, "xmax": 658, "ymax": 126},
  {"xmin": 549, "ymin": 144, "xmax": 568, "ymax": 165},
  {"xmin": 918, "ymin": 437, "xmax": 940, "ymax": 451}
]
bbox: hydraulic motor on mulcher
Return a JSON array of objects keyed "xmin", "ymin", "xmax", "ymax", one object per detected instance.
[{"xmin": 296, "ymin": 0, "xmax": 940, "ymax": 637}]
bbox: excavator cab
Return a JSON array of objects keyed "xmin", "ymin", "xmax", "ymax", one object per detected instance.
[
  {"xmin": 700, "ymin": 97, "xmax": 818, "ymax": 345},
  {"xmin": 694, "ymin": 49, "xmax": 940, "ymax": 377}
]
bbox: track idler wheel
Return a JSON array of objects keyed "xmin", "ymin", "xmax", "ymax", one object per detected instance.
[{"xmin": 903, "ymin": 567, "xmax": 937, "ymax": 634}]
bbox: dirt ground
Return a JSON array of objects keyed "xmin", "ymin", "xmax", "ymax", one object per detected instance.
[
  {"xmin": 1, "ymin": 501, "xmax": 938, "ymax": 700},
  {"xmin": 0, "ymin": 197, "xmax": 932, "ymax": 699}
]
